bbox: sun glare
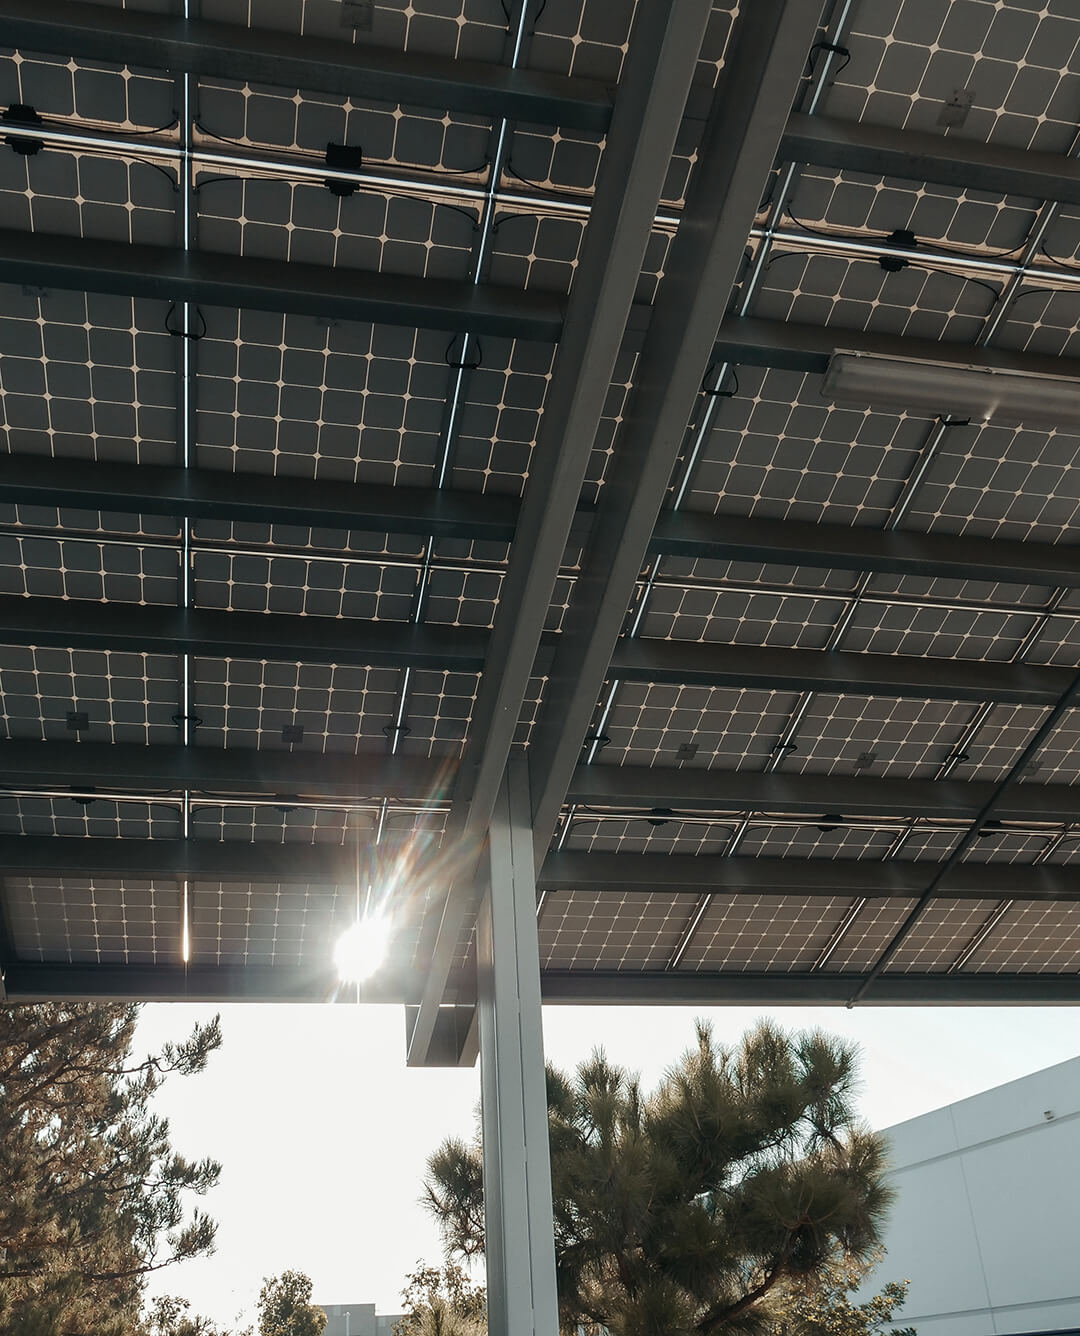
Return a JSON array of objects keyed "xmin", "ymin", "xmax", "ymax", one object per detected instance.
[{"xmin": 334, "ymin": 916, "xmax": 392, "ymax": 983}]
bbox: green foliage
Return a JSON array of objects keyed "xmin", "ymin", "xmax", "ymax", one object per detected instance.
[
  {"xmin": 145, "ymin": 1293, "xmax": 243, "ymax": 1336},
  {"xmin": 0, "ymin": 1002, "xmax": 222, "ymax": 1336},
  {"xmin": 424, "ymin": 1020, "xmax": 896, "ymax": 1336},
  {"xmin": 393, "ymin": 1263, "xmax": 486, "ymax": 1336},
  {"xmin": 256, "ymin": 1272, "xmax": 326, "ymax": 1336},
  {"xmin": 767, "ymin": 1250, "xmax": 914, "ymax": 1336}
]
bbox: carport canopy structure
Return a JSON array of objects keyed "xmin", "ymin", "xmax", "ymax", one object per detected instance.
[{"xmin": 4, "ymin": 0, "xmax": 1080, "ymax": 1330}]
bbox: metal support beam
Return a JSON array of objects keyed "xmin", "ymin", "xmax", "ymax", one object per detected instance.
[
  {"xmin": 1, "ymin": 960, "xmax": 421, "ymax": 1004},
  {"xmin": 13, "ymin": 450, "xmax": 1080, "ymax": 591},
  {"xmin": 3, "ymin": 593, "xmax": 1077, "ymax": 703},
  {"xmin": 2, "ymin": 959, "xmax": 1076, "ymax": 1006},
  {"xmin": 566, "ymin": 765, "xmax": 1080, "ymax": 827},
  {"xmin": 537, "ymin": 852, "xmax": 1080, "ymax": 902},
  {"xmin": 7, "ymin": 838, "xmax": 1077, "ymax": 904},
  {"xmin": 527, "ymin": 0, "xmax": 828, "ymax": 861},
  {"xmin": 0, "ymin": 836, "xmax": 379, "ymax": 883},
  {"xmin": 712, "ymin": 315, "xmax": 1080, "ymax": 381},
  {"xmin": 0, "ymin": 229, "xmax": 564, "ymax": 343},
  {"xmin": 0, "ymin": 595, "xmax": 488, "ymax": 671},
  {"xmin": 477, "ymin": 758, "xmax": 559, "ymax": 1336},
  {"xmin": 607, "ymin": 636, "xmax": 1077, "ymax": 706},
  {"xmin": 0, "ymin": 741, "xmax": 447, "ymax": 801},
  {"xmin": 408, "ymin": 0, "xmax": 713, "ymax": 1066},
  {"xmin": 540, "ymin": 970, "xmax": 1080, "ymax": 1006},
  {"xmin": 781, "ymin": 112, "xmax": 1080, "ymax": 209},
  {"xmin": 3, "ymin": 0, "xmax": 612, "ymax": 132},
  {"xmin": 0, "ymin": 454, "xmax": 523, "ymax": 546},
  {"xmin": 650, "ymin": 509, "xmax": 1080, "ymax": 589},
  {"xmin": 3, "ymin": 959, "xmax": 1075, "ymax": 1006}
]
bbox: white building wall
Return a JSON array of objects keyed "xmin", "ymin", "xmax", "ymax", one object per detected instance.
[
  {"xmin": 319, "ymin": 1301, "xmax": 403, "ymax": 1336},
  {"xmin": 872, "ymin": 1056, "xmax": 1080, "ymax": 1336}
]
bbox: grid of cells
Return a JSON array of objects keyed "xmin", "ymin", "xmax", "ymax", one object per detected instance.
[
  {"xmin": 683, "ymin": 367, "xmax": 929, "ymax": 526},
  {"xmin": 0, "ymin": 52, "xmax": 176, "ymax": 129},
  {"xmin": 677, "ymin": 894, "xmax": 855, "ymax": 973},
  {"xmin": 190, "ymin": 803, "xmax": 377, "ymax": 844},
  {"xmin": 0, "ymin": 534, "xmax": 179, "ymax": 604},
  {"xmin": 1023, "ymin": 613, "xmax": 1080, "ymax": 670},
  {"xmin": 865, "ymin": 572, "xmax": 1055, "ymax": 614},
  {"xmin": 842, "ymin": 601, "xmax": 1032, "ymax": 662},
  {"xmin": 0, "ymin": 647, "xmax": 179, "ymax": 744},
  {"xmin": 737, "ymin": 824, "xmax": 897, "ymax": 861},
  {"xmin": 584, "ymin": 345, "xmax": 640, "ymax": 503},
  {"xmin": 4, "ymin": 877, "xmax": 181, "ymax": 965},
  {"xmin": 655, "ymin": 555, "xmax": 860, "ymax": 598},
  {"xmin": 512, "ymin": 674, "xmax": 548, "ymax": 749},
  {"xmin": 488, "ymin": 211, "xmax": 585, "ymax": 295},
  {"xmin": 0, "ymin": 149, "xmax": 177, "ymax": 245},
  {"xmin": 398, "ymin": 669, "xmax": 481, "ymax": 759},
  {"xmin": 753, "ymin": 249, "xmax": 995, "ymax": 344},
  {"xmin": 788, "ymin": 166, "xmax": 1039, "ymax": 256},
  {"xmin": 2, "ymin": 505, "xmax": 182, "ymax": 543},
  {"xmin": 960, "ymin": 900, "xmax": 1080, "ymax": 972},
  {"xmin": 815, "ymin": 897, "xmax": 919, "ymax": 972},
  {"xmin": 196, "ymin": 176, "xmax": 479, "ymax": 280},
  {"xmin": 562, "ymin": 815, "xmax": 737, "ymax": 857},
  {"xmin": 197, "ymin": 80, "xmax": 493, "ymax": 173},
  {"xmin": 822, "ymin": 0, "xmax": 1080, "ymax": 152},
  {"xmin": 893, "ymin": 826, "xmax": 965, "ymax": 861},
  {"xmin": 638, "ymin": 585, "xmax": 846, "ymax": 650},
  {"xmin": 1021, "ymin": 708, "xmax": 1080, "ymax": 786},
  {"xmin": 960, "ymin": 703, "xmax": 1052, "ymax": 782},
  {"xmin": 194, "ymin": 309, "xmax": 454, "ymax": 484},
  {"xmin": 903, "ymin": 422, "xmax": 1080, "ymax": 542},
  {"xmin": 0, "ymin": 796, "xmax": 180, "ymax": 840},
  {"xmin": 186, "ymin": 879, "xmax": 353, "ymax": 968},
  {"xmin": 783, "ymin": 695, "xmax": 977, "ymax": 780},
  {"xmin": 881, "ymin": 897, "xmax": 1003, "ymax": 973},
  {"xmin": 0, "ymin": 288, "xmax": 177, "ymax": 464},
  {"xmin": 450, "ymin": 337, "xmax": 557, "ymax": 495},
  {"xmin": 193, "ymin": 550, "xmax": 418, "ymax": 620},
  {"xmin": 992, "ymin": 282, "xmax": 1080, "ymax": 361},
  {"xmin": 538, "ymin": 889, "xmax": 699, "ymax": 971},
  {"xmin": 205, "ymin": 0, "xmax": 509, "ymax": 63},
  {"xmin": 191, "ymin": 657, "xmax": 402, "ymax": 752},
  {"xmin": 594, "ymin": 683, "xmax": 800, "ymax": 770},
  {"xmin": 960, "ymin": 831, "xmax": 1055, "ymax": 864}
]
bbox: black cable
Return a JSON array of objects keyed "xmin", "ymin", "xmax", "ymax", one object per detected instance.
[
  {"xmin": 806, "ymin": 39, "xmax": 851, "ymax": 80},
  {"xmin": 1039, "ymin": 241, "xmax": 1080, "ymax": 273},
  {"xmin": 784, "ymin": 206, "xmax": 1038, "ymax": 263}
]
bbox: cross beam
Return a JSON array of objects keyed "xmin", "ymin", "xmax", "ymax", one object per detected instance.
[
  {"xmin": 3, "ymin": 0, "xmax": 612, "ymax": 132},
  {"xmin": 0, "ymin": 228, "xmax": 564, "ymax": 342}
]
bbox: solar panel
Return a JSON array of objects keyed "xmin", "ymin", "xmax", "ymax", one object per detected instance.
[{"xmin": 2, "ymin": 0, "xmax": 1080, "ymax": 1027}]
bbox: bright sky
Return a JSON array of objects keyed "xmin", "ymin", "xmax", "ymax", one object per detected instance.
[{"xmin": 135, "ymin": 1002, "xmax": 1080, "ymax": 1330}]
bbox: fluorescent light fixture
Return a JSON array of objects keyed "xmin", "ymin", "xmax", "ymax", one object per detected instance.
[
  {"xmin": 334, "ymin": 916, "xmax": 391, "ymax": 984},
  {"xmin": 822, "ymin": 351, "xmax": 1080, "ymax": 429}
]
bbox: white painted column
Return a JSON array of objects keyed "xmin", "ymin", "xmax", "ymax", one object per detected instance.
[{"xmin": 477, "ymin": 755, "xmax": 559, "ymax": 1336}]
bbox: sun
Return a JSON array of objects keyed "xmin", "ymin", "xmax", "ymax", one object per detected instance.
[{"xmin": 334, "ymin": 916, "xmax": 392, "ymax": 983}]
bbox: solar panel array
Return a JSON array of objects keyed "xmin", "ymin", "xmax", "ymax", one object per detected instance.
[{"xmin": 2, "ymin": 0, "xmax": 1080, "ymax": 1041}]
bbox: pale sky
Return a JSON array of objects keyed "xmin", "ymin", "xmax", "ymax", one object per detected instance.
[{"xmin": 134, "ymin": 1002, "xmax": 1080, "ymax": 1330}]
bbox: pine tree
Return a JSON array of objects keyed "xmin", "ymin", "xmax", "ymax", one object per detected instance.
[
  {"xmin": 0, "ymin": 1002, "xmax": 222, "ymax": 1336},
  {"xmin": 767, "ymin": 1249, "xmax": 914, "ymax": 1336},
  {"xmin": 424, "ymin": 1020, "xmax": 896, "ymax": 1336}
]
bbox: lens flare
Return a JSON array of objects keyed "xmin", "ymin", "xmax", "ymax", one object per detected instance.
[{"xmin": 334, "ymin": 916, "xmax": 391, "ymax": 983}]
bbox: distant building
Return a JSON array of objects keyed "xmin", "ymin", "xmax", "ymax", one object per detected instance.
[
  {"xmin": 870, "ymin": 1057, "xmax": 1080, "ymax": 1336},
  {"xmin": 319, "ymin": 1302, "xmax": 403, "ymax": 1336}
]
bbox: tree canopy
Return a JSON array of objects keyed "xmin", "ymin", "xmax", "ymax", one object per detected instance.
[
  {"xmin": 424, "ymin": 1020, "xmax": 896, "ymax": 1336},
  {"xmin": 0, "ymin": 1002, "xmax": 221, "ymax": 1336},
  {"xmin": 256, "ymin": 1271, "xmax": 326, "ymax": 1336},
  {"xmin": 394, "ymin": 1263, "xmax": 486, "ymax": 1336}
]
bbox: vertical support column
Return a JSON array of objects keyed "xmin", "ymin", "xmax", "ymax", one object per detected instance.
[{"xmin": 477, "ymin": 755, "xmax": 558, "ymax": 1336}]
